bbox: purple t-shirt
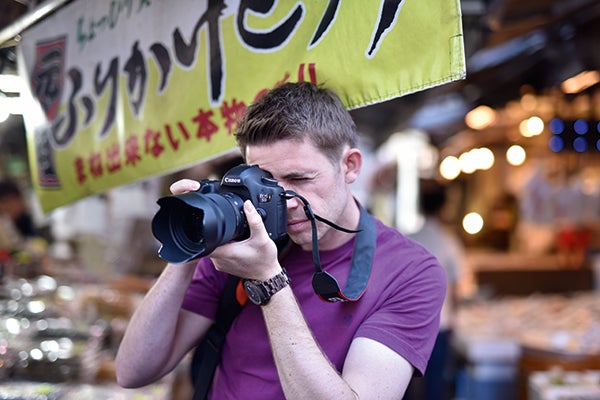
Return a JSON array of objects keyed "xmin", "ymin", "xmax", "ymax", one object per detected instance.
[{"xmin": 182, "ymin": 217, "xmax": 446, "ymax": 399}]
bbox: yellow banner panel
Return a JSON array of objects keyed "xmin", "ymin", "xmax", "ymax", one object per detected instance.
[{"xmin": 18, "ymin": 0, "xmax": 465, "ymax": 212}]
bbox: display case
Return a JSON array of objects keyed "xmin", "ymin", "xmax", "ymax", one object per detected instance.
[{"xmin": 0, "ymin": 274, "xmax": 176, "ymax": 399}]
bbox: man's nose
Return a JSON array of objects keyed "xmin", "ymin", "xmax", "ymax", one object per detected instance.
[{"xmin": 286, "ymin": 195, "xmax": 302, "ymax": 210}]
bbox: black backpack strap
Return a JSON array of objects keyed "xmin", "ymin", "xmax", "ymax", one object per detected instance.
[{"xmin": 192, "ymin": 274, "xmax": 244, "ymax": 400}]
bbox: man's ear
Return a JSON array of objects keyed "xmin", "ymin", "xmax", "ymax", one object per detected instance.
[{"xmin": 342, "ymin": 148, "xmax": 362, "ymax": 184}]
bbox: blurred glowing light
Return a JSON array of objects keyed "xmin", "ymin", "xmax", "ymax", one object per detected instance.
[
  {"xmin": 561, "ymin": 70, "xmax": 600, "ymax": 94},
  {"xmin": 528, "ymin": 116, "xmax": 544, "ymax": 135},
  {"xmin": 439, "ymin": 156, "xmax": 461, "ymax": 180},
  {"xmin": 0, "ymin": 75, "xmax": 23, "ymax": 93},
  {"xmin": 458, "ymin": 148, "xmax": 495, "ymax": 173},
  {"xmin": 573, "ymin": 119, "xmax": 589, "ymax": 135},
  {"xmin": 465, "ymin": 105, "xmax": 496, "ymax": 130},
  {"xmin": 37, "ymin": 275, "xmax": 57, "ymax": 292},
  {"xmin": 0, "ymin": 94, "xmax": 9, "ymax": 123},
  {"xmin": 549, "ymin": 118, "xmax": 565, "ymax": 134},
  {"xmin": 459, "ymin": 151, "xmax": 477, "ymax": 174},
  {"xmin": 474, "ymin": 147, "xmax": 495, "ymax": 170},
  {"xmin": 58, "ymin": 338, "xmax": 74, "ymax": 357},
  {"xmin": 519, "ymin": 120, "xmax": 532, "ymax": 137},
  {"xmin": 57, "ymin": 285, "xmax": 75, "ymax": 301},
  {"xmin": 5, "ymin": 318, "xmax": 20, "ymax": 335},
  {"xmin": 0, "ymin": 95, "xmax": 24, "ymax": 120},
  {"xmin": 463, "ymin": 212, "xmax": 484, "ymax": 235},
  {"xmin": 41, "ymin": 340, "xmax": 60, "ymax": 353},
  {"xmin": 36, "ymin": 319, "xmax": 49, "ymax": 330},
  {"xmin": 27, "ymin": 300, "xmax": 46, "ymax": 314},
  {"xmin": 520, "ymin": 116, "xmax": 544, "ymax": 137},
  {"xmin": 549, "ymin": 136, "xmax": 564, "ymax": 152},
  {"xmin": 573, "ymin": 137, "xmax": 588, "ymax": 152},
  {"xmin": 21, "ymin": 282, "xmax": 34, "ymax": 297},
  {"xmin": 506, "ymin": 145, "xmax": 526, "ymax": 166},
  {"xmin": 520, "ymin": 94, "xmax": 537, "ymax": 111},
  {"xmin": 30, "ymin": 348, "xmax": 44, "ymax": 361}
]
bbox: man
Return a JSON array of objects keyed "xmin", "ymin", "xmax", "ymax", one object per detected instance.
[{"xmin": 115, "ymin": 82, "xmax": 446, "ymax": 399}]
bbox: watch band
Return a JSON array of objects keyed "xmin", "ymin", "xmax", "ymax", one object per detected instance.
[{"xmin": 243, "ymin": 269, "xmax": 290, "ymax": 305}]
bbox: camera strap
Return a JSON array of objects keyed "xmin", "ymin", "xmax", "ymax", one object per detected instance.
[{"xmin": 284, "ymin": 191, "xmax": 376, "ymax": 302}]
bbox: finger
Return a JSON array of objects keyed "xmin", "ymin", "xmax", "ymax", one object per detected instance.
[
  {"xmin": 243, "ymin": 200, "xmax": 268, "ymax": 237},
  {"xmin": 169, "ymin": 179, "xmax": 200, "ymax": 195}
]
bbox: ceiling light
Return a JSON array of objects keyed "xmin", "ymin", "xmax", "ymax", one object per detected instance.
[
  {"xmin": 506, "ymin": 145, "xmax": 526, "ymax": 166},
  {"xmin": 519, "ymin": 116, "xmax": 544, "ymax": 137},
  {"xmin": 439, "ymin": 156, "xmax": 460, "ymax": 180},
  {"xmin": 459, "ymin": 151, "xmax": 477, "ymax": 174},
  {"xmin": 0, "ymin": 94, "xmax": 9, "ymax": 123},
  {"xmin": 474, "ymin": 147, "xmax": 495, "ymax": 170},
  {"xmin": 0, "ymin": 94, "xmax": 24, "ymax": 121},
  {"xmin": 463, "ymin": 212, "xmax": 483, "ymax": 235},
  {"xmin": 465, "ymin": 105, "xmax": 496, "ymax": 130},
  {"xmin": 0, "ymin": 74, "xmax": 25, "ymax": 94}
]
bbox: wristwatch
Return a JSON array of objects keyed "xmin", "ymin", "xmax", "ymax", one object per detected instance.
[{"xmin": 243, "ymin": 269, "xmax": 290, "ymax": 306}]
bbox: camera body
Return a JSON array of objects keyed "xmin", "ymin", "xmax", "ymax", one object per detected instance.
[{"xmin": 151, "ymin": 164, "xmax": 288, "ymax": 263}]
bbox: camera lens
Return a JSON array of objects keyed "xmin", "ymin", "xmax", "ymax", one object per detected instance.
[
  {"xmin": 169, "ymin": 203, "xmax": 207, "ymax": 256},
  {"xmin": 181, "ymin": 208, "xmax": 205, "ymax": 244},
  {"xmin": 152, "ymin": 192, "xmax": 247, "ymax": 263}
]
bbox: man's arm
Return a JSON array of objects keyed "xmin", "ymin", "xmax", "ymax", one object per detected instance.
[
  {"xmin": 210, "ymin": 201, "xmax": 414, "ymax": 399},
  {"xmin": 263, "ymin": 285, "xmax": 413, "ymax": 400},
  {"xmin": 115, "ymin": 259, "xmax": 212, "ymax": 388},
  {"xmin": 116, "ymin": 178, "xmax": 215, "ymax": 387}
]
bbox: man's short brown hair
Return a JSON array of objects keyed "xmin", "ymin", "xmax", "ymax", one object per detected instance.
[{"xmin": 235, "ymin": 82, "xmax": 357, "ymax": 164}]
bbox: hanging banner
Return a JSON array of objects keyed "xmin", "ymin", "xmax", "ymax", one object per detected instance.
[{"xmin": 18, "ymin": 0, "xmax": 465, "ymax": 213}]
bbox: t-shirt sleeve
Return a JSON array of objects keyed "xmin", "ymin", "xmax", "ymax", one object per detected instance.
[
  {"xmin": 181, "ymin": 257, "xmax": 228, "ymax": 320},
  {"xmin": 355, "ymin": 235, "xmax": 447, "ymax": 376}
]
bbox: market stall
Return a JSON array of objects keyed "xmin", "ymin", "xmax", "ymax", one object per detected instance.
[
  {"xmin": 453, "ymin": 292, "xmax": 600, "ymax": 400},
  {"xmin": 0, "ymin": 273, "xmax": 183, "ymax": 399}
]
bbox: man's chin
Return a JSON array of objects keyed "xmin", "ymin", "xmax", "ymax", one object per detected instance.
[{"xmin": 286, "ymin": 232, "xmax": 313, "ymax": 250}]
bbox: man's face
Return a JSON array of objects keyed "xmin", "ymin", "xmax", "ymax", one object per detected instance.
[{"xmin": 245, "ymin": 138, "xmax": 355, "ymax": 251}]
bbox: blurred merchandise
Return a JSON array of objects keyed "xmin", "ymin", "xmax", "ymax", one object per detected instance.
[
  {"xmin": 0, "ymin": 273, "xmax": 177, "ymax": 399},
  {"xmin": 454, "ymin": 292, "xmax": 600, "ymax": 400},
  {"xmin": 455, "ymin": 292, "xmax": 600, "ymax": 356},
  {"xmin": 0, "ymin": 381, "xmax": 170, "ymax": 399},
  {"xmin": 528, "ymin": 369, "xmax": 600, "ymax": 400},
  {"xmin": 0, "ymin": 382, "xmax": 63, "ymax": 399}
]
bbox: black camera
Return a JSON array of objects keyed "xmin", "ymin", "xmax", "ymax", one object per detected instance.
[{"xmin": 151, "ymin": 164, "xmax": 288, "ymax": 263}]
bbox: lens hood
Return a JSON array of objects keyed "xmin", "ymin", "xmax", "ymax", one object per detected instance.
[{"xmin": 152, "ymin": 191, "xmax": 245, "ymax": 263}]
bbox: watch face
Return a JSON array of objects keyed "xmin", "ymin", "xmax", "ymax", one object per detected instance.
[{"xmin": 243, "ymin": 281, "xmax": 266, "ymax": 305}]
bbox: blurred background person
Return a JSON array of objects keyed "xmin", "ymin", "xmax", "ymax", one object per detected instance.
[
  {"xmin": 0, "ymin": 178, "xmax": 49, "ymax": 278},
  {"xmin": 404, "ymin": 178, "xmax": 465, "ymax": 400},
  {"xmin": 0, "ymin": 178, "xmax": 37, "ymax": 239}
]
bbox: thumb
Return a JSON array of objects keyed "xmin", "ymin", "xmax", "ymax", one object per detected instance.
[{"xmin": 242, "ymin": 200, "xmax": 279, "ymax": 264}]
